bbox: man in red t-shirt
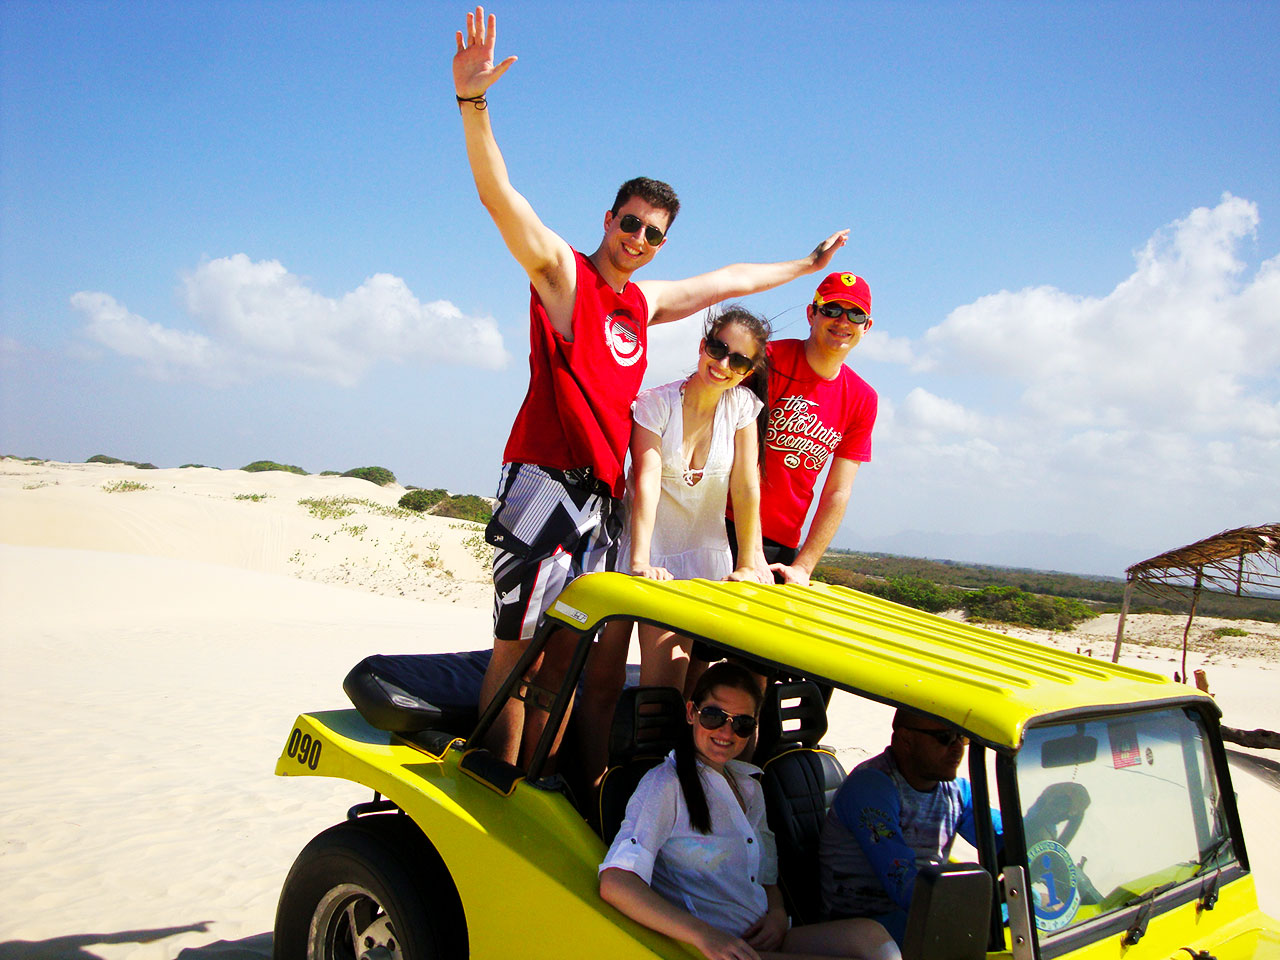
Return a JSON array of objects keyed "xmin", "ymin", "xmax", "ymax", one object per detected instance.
[
  {"xmin": 729, "ymin": 271, "xmax": 878, "ymax": 585},
  {"xmin": 454, "ymin": 9, "xmax": 848, "ymax": 766}
]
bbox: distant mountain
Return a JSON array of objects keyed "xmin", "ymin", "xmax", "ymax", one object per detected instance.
[{"xmin": 843, "ymin": 530, "xmax": 1138, "ymax": 579}]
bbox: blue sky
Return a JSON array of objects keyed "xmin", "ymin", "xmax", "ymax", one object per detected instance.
[{"xmin": 2, "ymin": 1, "xmax": 1278, "ymax": 576}]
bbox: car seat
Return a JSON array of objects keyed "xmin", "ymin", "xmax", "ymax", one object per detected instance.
[
  {"xmin": 596, "ymin": 685, "xmax": 687, "ymax": 842},
  {"xmin": 756, "ymin": 679, "xmax": 846, "ymax": 925}
]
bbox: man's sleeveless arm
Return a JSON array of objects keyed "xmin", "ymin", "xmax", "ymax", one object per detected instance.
[
  {"xmin": 637, "ymin": 229, "xmax": 849, "ymax": 326},
  {"xmin": 453, "ymin": 9, "xmax": 576, "ymax": 334}
]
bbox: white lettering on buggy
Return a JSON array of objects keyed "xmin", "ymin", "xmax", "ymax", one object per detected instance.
[{"xmin": 553, "ymin": 601, "xmax": 589, "ymax": 624}]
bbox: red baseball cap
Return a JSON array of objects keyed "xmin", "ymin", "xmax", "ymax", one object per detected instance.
[{"xmin": 813, "ymin": 272, "xmax": 871, "ymax": 314}]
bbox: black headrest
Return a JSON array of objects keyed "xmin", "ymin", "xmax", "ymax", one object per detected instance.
[
  {"xmin": 607, "ymin": 686, "xmax": 687, "ymax": 766},
  {"xmin": 755, "ymin": 680, "xmax": 829, "ymax": 761}
]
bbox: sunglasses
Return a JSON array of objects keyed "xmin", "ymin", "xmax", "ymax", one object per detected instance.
[
  {"xmin": 815, "ymin": 302, "xmax": 870, "ymax": 325},
  {"xmin": 697, "ymin": 705, "xmax": 758, "ymax": 738},
  {"xmin": 902, "ymin": 726, "xmax": 968, "ymax": 747},
  {"xmin": 704, "ymin": 335, "xmax": 757, "ymax": 375},
  {"xmin": 617, "ymin": 213, "xmax": 666, "ymax": 246}
]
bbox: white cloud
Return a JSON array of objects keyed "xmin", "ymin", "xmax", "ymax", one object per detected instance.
[
  {"xmin": 73, "ymin": 255, "xmax": 509, "ymax": 386},
  {"xmin": 853, "ymin": 195, "xmax": 1280, "ymax": 549},
  {"xmin": 905, "ymin": 194, "xmax": 1279, "ymax": 437},
  {"xmin": 72, "ymin": 291, "xmax": 219, "ymax": 380},
  {"xmin": 897, "ymin": 387, "xmax": 987, "ymax": 442}
]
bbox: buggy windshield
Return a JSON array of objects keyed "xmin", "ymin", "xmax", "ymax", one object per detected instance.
[{"xmin": 1015, "ymin": 706, "xmax": 1234, "ymax": 940}]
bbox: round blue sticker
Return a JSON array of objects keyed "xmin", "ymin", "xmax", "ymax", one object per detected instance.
[{"xmin": 1028, "ymin": 839, "xmax": 1081, "ymax": 932}]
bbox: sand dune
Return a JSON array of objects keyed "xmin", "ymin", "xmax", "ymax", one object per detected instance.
[{"xmin": 0, "ymin": 458, "xmax": 1275, "ymax": 958}]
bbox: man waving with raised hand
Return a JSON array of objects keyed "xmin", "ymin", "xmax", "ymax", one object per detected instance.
[{"xmin": 454, "ymin": 6, "xmax": 847, "ymax": 768}]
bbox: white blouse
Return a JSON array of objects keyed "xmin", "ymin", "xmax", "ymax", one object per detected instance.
[
  {"xmin": 621, "ymin": 380, "xmax": 763, "ymax": 580},
  {"xmin": 600, "ymin": 751, "xmax": 778, "ymax": 937}
]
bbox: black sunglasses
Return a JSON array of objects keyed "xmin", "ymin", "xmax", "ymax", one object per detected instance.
[
  {"xmin": 697, "ymin": 705, "xmax": 758, "ymax": 738},
  {"xmin": 704, "ymin": 335, "xmax": 757, "ymax": 375},
  {"xmin": 617, "ymin": 213, "xmax": 666, "ymax": 246},
  {"xmin": 902, "ymin": 726, "xmax": 968, "ymax": 747},
  {"xmin": 815, "ymin": 302, "xmax": 870, "ymax": 324}
]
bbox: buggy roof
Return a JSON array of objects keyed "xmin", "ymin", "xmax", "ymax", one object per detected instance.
[{"xmin": 547, "ymin": 573, "xmax": 1216, "ymax": 751}]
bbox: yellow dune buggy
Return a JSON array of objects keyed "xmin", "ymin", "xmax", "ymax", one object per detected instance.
[{"xmin": 273, "ymin": 574, "xmax": 1279, "ymax": 960}]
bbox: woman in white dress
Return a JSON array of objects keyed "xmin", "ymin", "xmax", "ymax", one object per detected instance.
[
  {"xmin": 621, "ymin": 306, "xmax": 773, "ymax": 689},
  {"xmin": 579, "ymin": 307, "xmax": 773, "ymax": 786}
]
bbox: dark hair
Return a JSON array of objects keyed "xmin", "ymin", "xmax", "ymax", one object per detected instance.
[
  {"xmin": 705, "ymin": 305, "xmax": 771, "ymax": 472},
  {"xmin": 611, "ymin": 177, "xmax": 680, "ymax": 227},
  {"xmin": 675, "ymin": 661, "xmax": 763, "ymax": 834}
]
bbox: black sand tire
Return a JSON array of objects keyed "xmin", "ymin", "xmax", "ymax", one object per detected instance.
[{"xmin": 273, "ymin": 816, "xmax": 465, "ymax": 960}]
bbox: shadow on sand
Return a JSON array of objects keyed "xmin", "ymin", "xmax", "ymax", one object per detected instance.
[
  {"xmin": 1226, "ymin": 747, "xmax": 1280, "ymax": 790},
  {"xmin": 0, "ymin": 923, "xmax": 253, "ymax": 960}
]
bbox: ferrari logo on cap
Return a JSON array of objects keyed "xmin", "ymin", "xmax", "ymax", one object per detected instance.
[{"xmin": 841, "ymin": 274, "xmax": 858, "ymax": 286}]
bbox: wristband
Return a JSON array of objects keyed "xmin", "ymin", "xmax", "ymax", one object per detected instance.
[{"xmin": 455, "ymin": 93, "xmax": 487, "ymax": 110}]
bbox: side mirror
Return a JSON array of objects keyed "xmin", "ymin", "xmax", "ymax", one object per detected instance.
[{"xmin": 902, "ymin": 862, "xmax": 993, "ymax": 960}]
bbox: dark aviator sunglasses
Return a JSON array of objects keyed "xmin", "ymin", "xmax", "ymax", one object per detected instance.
[
  {"xmin": 617, "ymin": 213, "xmax": 666, "ymax": 246},
  {"xmin": 815, "ymin": 302, "xmax": 870, "ymax": 324},
  {"xmin": 697, "ymin": 705, "xmax": 758, "ymax": 738},
  {"xmin": 704, "ymin": 335, "xmax": 757, "ymax": 375},
  {"xmin": 902, "ymin": 726, "xmax": 968, "ymax": 747}
]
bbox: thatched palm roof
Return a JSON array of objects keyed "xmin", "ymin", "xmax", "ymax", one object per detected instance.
[
  {"xmin": 1112, "ymin": 523, "xmax": 1279, "ymax": 673},
  {"xmin": 1125, "ymin": 522, "xmax": 1280, "ymax": 602}
]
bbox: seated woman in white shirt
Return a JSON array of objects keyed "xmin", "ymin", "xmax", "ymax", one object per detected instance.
[{"xmin": 599, "ymin": 662, "xmax": 900, "ymax": 960}]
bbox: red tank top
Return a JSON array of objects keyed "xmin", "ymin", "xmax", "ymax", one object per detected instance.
[{"xmin": 502, "ymin": 250, "xmax": 649, "ymax": 499}]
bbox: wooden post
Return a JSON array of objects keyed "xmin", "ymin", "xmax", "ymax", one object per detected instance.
[
  {"xmin": 1180, "ymin": 569, "xmax": 1203, "ymax": 684},
  {"xmin": 1112, "ymin": 579, "xmax": 1135, "ymax": 663}
]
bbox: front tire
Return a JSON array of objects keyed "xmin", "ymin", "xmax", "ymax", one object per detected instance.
[{"xmin": 273, "ymin": 815, "xmax": 465, "ymax": 960}]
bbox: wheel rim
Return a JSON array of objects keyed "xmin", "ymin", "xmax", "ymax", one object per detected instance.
[{"xmin": 308, "ymin": 882, "xmax": 404, "ymax": 960}]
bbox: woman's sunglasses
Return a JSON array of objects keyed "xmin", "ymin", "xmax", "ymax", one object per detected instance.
[
  {"xmin": 704, "ymin": 335, "xmax": 757, "ymax": 375},
  {"xmin": 815, "ymin": 302, "xmax": 871, "ymax": 324},
  {"xmin": 697, "ymin": 705, "xmax": 758, "ymax": 738},
  {"xmin": 617, "ymin": 213, "xmax": 666, "ymax": 246}
]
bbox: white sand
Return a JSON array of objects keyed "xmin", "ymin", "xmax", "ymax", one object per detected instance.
[{"xmin": 1, "ymin": 458, "xmax": 1275, "ymax": 958}]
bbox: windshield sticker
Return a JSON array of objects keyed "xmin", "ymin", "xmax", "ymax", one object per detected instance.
[
  {"xmin": 1108, "ymin": 721, "xmax": 1141, "ymax": 769},
  {"xmin": 1029, "ymin": 839, "xmax": 1081, "ymax": 932}
]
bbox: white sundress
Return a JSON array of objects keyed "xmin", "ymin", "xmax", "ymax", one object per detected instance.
[{"xmin": 621, "ymin": 380, "xmax": 763, "ymax": 580}]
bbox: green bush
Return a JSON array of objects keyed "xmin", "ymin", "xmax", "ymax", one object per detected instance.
[
  {"xmin": 1212, "ymin": 626, "xmax": 1249, "ymax": 638},
  {"xmin": 342, "ymin": 466, "xmax": 397, "ymax": 486},
  {"xmin": 862, "ymin": 575, "xmax": 964, "ymax": 613},
  {"xmin": 242, "ymin": 460, "xmax": 307, "ymax": 475},
  {"xmin": 962, "ymin": 586, "xmax": 1095, "ymax": 630},
  {"xmin": 319, "ymin": 470, "xmax": 341, "ymax": 476},
  {"xmin": 433, "ymin": 494, "xmax": 493, "ymax": 523},
  {"xmin": 87, "ymin": 454, "xmax": 157, "ymax": 469},
  {"xmin": 179, "ymin": 463, "xmax": 215, "ymax": 469},
  {"xmin": 398, "ymin": 488, "xmax": 449, "ymax": 512},
  {"xmin": 103, "ymin": 480, "xmax": 148, "ymax": 493}
]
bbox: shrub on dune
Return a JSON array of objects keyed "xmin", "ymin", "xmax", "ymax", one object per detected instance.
[
  {"xmin": 87, "ymin": 454, "xmax": 158, "ymax": 469},
  {"xmin": 433, "ymin": 494, "xmax": 494, "ymax": 524},
  {"xmin": 398, "ymin": 488, "xmax": 449, "ymax": 512},
  {"xmin": 342, "ymin": 466, "xmax": 397, "ymax": 486},
  {"xmin": 242, "ymin": 460, "xmax": 308, "ymax": 475}
]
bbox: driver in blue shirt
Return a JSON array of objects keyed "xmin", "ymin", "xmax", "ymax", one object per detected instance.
[{"xmin": 818, "ymin": 710, "xmax": 1003, "ymax": 945}]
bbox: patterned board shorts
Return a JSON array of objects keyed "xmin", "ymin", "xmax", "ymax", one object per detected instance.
[{"xmin": 486, "ymin": 463, "xmax": 622, "ymax": 643}]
